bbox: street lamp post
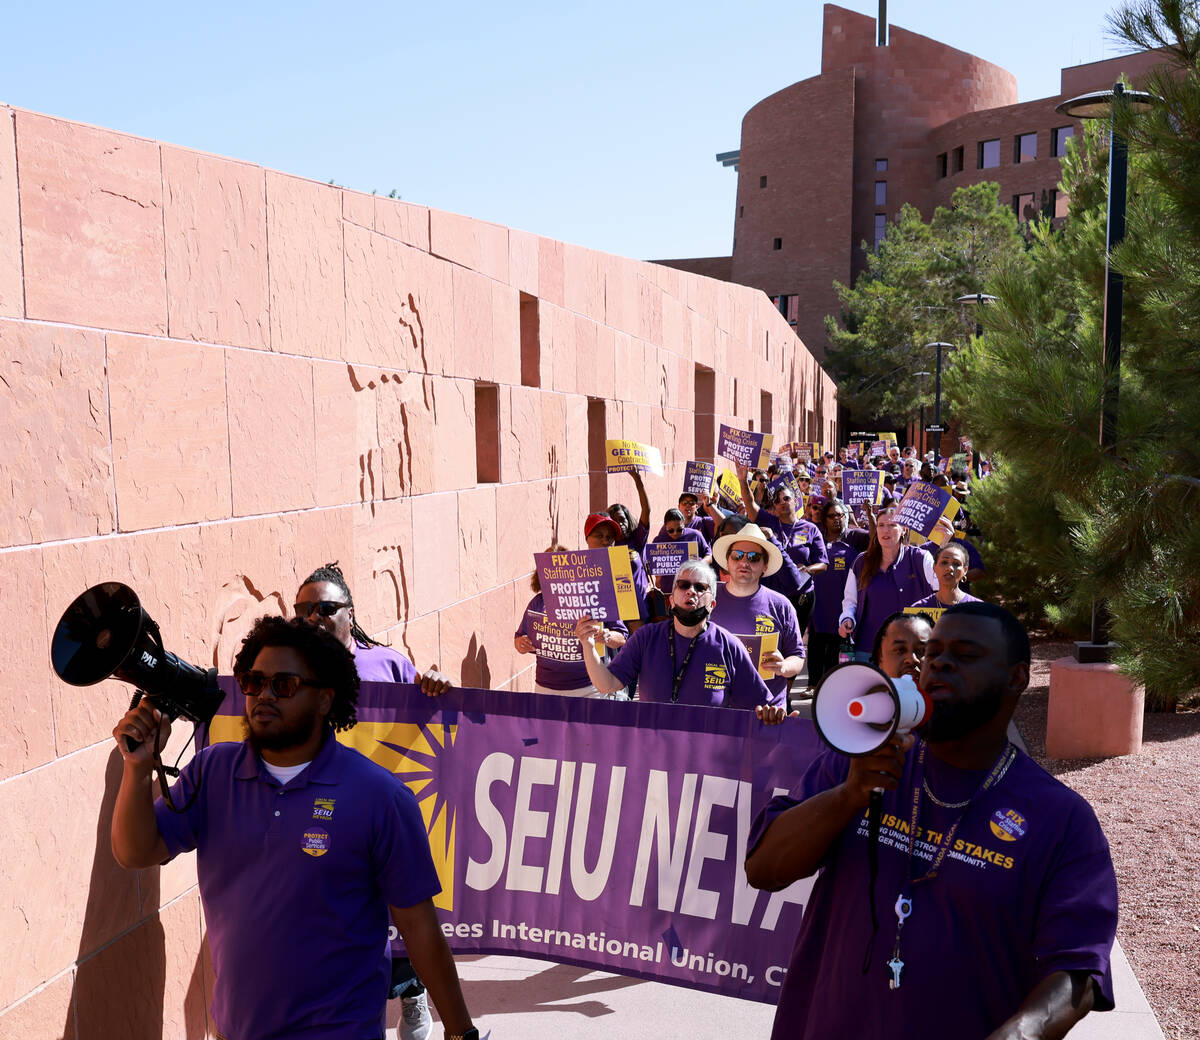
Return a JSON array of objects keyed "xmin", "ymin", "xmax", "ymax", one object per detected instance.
[
  {"xmin": 925, "ymin": 343, "xmax": 954, "ymax": 467},
  {"xmin": 1055, "ymin": 82, "xmax": 1158, "ymax": 661}
]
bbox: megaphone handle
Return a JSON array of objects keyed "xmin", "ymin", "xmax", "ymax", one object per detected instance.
[{"xmin": 122, "ymin": 690, "xmax": 146, "ymax": 754}]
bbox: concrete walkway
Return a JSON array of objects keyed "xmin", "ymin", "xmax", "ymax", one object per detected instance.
[{"xmin": 388, "ymin": 940, "xmax": 1161, "ymax": 1039}]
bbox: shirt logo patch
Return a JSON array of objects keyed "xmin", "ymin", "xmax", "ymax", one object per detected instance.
[
  {"xmin": 834, "ymin": 558, "xmax": 846, "ymax": 570},
  {"xmin": 302, "ymin": 828, "xmax": 331, "ymax": 857},
  {"xmin": 703, "ymin": 664, "xmax": 728, "ymax": 689},
  {"xmin": 791, "ymin": 534, "xmax": 808, "ymax": 546},
  {"xmin": 754, "ymin": 615, "xmax": 776, "ymax": 635},
  {"xmin": 989, "ymin": 809, "xmax": 1027, "ymax": 842},
  {"xmin": 312, "ymin": 797, "xmax": 335, "ymax": 820}
]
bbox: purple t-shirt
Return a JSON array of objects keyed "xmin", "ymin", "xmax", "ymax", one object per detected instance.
[
  {"xmin": 515, "ymin": 593, "xmax": 628, "ymax": 692},
  {"xmin": 747, "ymin": 743, "xmax": 1118, "ymax": 1040},
  {"xmin": 606, "ymin": 620, "xmax": 771, "ymax": 708},
  {"xmin": 811, "ymin": 537, "xmax": 862, "ymax": 634},
  {"xmin": 910, "ymin": 591, "xmax": 982, "ymax": 610},
  {"xmin": 155, "ymin": 736, "xmax": 441, "ymax": 1039},
  {"xmin": 709, "ymin": 585, "xmax": 802, "ymax": 707},
  {"xmin": 754, "ymin": 513, "xmax": 828, "ymax": 592},
  {"xmin": 352, "ymin": 641, "xmax": 419, "ymax": 684},
  {"xmin": 620, "ymin": 519, "xmax": 650, "ymax": 554}
]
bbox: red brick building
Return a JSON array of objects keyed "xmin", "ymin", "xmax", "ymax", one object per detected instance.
[{"xmin": 659, "ymin": 3, "xmax": 1165, "ymax": 362}]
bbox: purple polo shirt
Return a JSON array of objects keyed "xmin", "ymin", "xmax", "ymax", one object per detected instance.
[
  {"xmin": 709, "ymin": 585, "xmax": 801, "ymax": 707},
  {"xmin": 911, "ymin": 591, "xmax": 982, "ymax": 609},
  {"xmin": 811, "ymin": 538, "xmax": 862, "ymax": 634},
  {"xmin": 155, "ymin": 735, "xmax": 441, "ymax": 1040},
  {"xmin": 607, "ymin": 620, "xmax": 771, "ymax": 708},
  {"xmin": 515, "ymin": 593, "xmax": 628, "ymax": 691},
  {"xmin": 747, "ymin": 745, "xmax": 1118, "ymax": 1039},
  {"xmin": 845, "ymin": 544, "xmax": 935, "ymax": 652},
  {"xmin": 753, "ymin": 513, "xmax": 828, "ymax": 593},
  {"xmin": 352, "ymin": 640, "xmax": 418, "ymax": 683}
]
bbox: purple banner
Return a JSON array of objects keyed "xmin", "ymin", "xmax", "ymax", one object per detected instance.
[
  {"xmin": 840, "ymin": 470, "xmax": 883, "ymax": 510},
  {"xmin": 644, "ymin": 539, "xmax": 699, "ymax": 578},
  {"xmin": 683, "ymin": 460, "xmax": 717, "ymax": 498},
  {"xmin": 893, "ymin": 480, "xmax": 955, "ymax": 541},
  {"xmin": 207, "ymin": 682, "xmax": 823, "ymax": 1003}
]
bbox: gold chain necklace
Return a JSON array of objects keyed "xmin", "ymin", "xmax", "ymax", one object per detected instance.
[{"xmin": 922, "ymin": 744, "xmax": 1017, "ymax": 809}]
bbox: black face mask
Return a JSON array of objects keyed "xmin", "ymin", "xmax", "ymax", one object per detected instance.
[{"xmin": 671, "ymin": 604, "xmax": 710, "ymax": 627}]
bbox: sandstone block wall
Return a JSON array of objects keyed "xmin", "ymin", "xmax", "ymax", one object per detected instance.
[{"xmin": 0, "ymin": 105, "xmax": 837, "ymax": 1036}]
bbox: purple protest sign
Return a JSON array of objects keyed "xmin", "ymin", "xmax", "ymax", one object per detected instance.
[
  {"xmin": 644, "ymin": 539, "xmax": 699, "ymax": 578},
  {"xmin": 718, "ymin": 424, "xmax": 772, "ymax": 469},
  {"xmin": 536, "ymin": 547, "xmax": 641, "ymax": 622},
  {"xmin": 683, "ymin": 460, "xmax": 717, "ymax": 498},
  {"xmin": 205, "ymin": 682, "xmax": 823, "ymax": 1004},
  {"xmin": 840, "ymin": 470, "xmax": 883, "ymax": 511},
  {"xmin": 893, "ymin": 480, "xmax": 961, "ymax": 544}
]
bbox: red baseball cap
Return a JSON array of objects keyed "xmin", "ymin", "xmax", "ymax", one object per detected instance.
[{"xmin": 584, "ymin": 513, "xmax": 622, "ymax": 539}]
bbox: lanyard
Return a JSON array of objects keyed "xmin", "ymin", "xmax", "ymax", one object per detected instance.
[
  {"xmin": 887, "ymin": 739, "xmax": 1017, "ymax": 989},
  {"xmin": 666, "ymin": 624, "xmax": 703, "ymax": 703}
]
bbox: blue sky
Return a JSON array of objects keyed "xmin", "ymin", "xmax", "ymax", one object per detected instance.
[{"xmin": 2, "ymin": 0, "xmax": 1132, "ymax": 261}]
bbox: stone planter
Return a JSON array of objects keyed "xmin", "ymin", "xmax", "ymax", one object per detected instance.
[{"xmin": 1045, "ymin": 657, "xmax": 1144, "ymax": 759}]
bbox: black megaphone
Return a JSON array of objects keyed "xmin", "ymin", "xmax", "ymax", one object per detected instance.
[{"xmin": 51, "ymin": 582, "xmax": 222, "ymax": 752}]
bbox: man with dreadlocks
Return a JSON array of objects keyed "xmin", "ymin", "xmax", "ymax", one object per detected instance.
[
  {"xmin": 296, "ymin": 562, "xmax": 452, "ymax": 695},
  {"xmin": 295, "ymin": 562, "xmax": 450, "ymax": 1038},
  {"xmin": 111, "ymin": 617, "xmax": 480, "ymax": 1040}
]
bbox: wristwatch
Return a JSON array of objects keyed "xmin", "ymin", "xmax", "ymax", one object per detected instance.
[{"xmin": 445, "ymin": 1030, "xmax": 479, "ymax": 1040}]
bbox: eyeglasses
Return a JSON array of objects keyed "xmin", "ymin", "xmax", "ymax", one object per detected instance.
[
  {"xmin": 236, "ymin": 670, "xmax": 323, "ymax": 699},
  {"xmin": 729, "ymin": 549, "xmax": 765, "ymax": 563},
  {"xmin": 293, "ymin": 600, "xmax": 348, "ymax": 619},
  {"xmin": 675, "ymin": 579, "xmax": 711, "ymax": 594},
  {"xmin": 665, "ymin": 527, "xmax": 684, "ymax": 537}
]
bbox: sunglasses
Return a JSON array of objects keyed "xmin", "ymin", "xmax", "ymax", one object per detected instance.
[
  {"xmin": 237, "ymin": 670, "xmax": 324, "ymax": 699},
  {"xmin": 675, "ymin": 579, "xmax": 711, "ymax": 594},
  {"xmin": 293, "ymin": 600, "xmax": 348, "ymax": 619},
  {"xmin": 729, "ymin": 549, "xmax": 765, "ymax": 563}
]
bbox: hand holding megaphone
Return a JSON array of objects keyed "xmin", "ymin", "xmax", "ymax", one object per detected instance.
[
  {"xmin": 812, "ymin": 662, "xmax": 932, "ymax": 757},
  {"xmin": 112, "ymin": 697, "xmax": 173, "ymax": 770}
]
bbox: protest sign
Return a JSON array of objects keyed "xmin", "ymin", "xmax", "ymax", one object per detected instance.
[
  {"xmin": 732, "ymin": 632, "xmax": 781, "ymax": 680},
  {"xmin": 793, "ymin": 442, "xmax": 819, "ymax": 464},
  {"xmin": 645, "ymin": 540, "xmax": 700, "ymax": 578},
  {"xmin": 536, "ymin": 547, "xmax": 641, "ymax": 622},
  {"xmin": 951, "ymin": 452, "xmax": 968, "ymax": 472},
  {"xmin": 893, "ymin": 481, "xmax": 962, "ymax": 546},
  {"xmin": 877, "ymin": 431, "xmax": 898, "ymax": 447},
  {"xmin": 683, "ymin": 460, "xmax": 717, "ymax": 498},
  {"xmin": 869, "ymin": 440, "xmax": 888, "ymax": 459},
  {"xmin": 205, "ymin": 683, "xmax": 823, "ymax": 1004},
  {"xmin": 844, "ymin": 442, "xmax": 862, "ymax": 459},
  {"xmin": 840, "ymin": 470, "xmax": 884, "ymax": 511},
  {"xmin": 906, "ymin": 605, "xmax": 946, "ymax": 624},
  {"xmin": 606, "ymin": 439, "xmax": 664, "ymax": 476},
  {"xmin": 959, "ymin": 436, "xmax": 974, "ymax": 452},
  {"xmin": 718, "ymin": 425, "xmax": 773, "ymax": 469},
  {"xmin": 525, "ymin": 610, "xmax": 604, "ymax": 661},
  {"xmin": 768, "ymin": 451, "xmax": 793, "ymax": 472},
  {"xmin": 716, "ymin": 468, "xmax": 743, "ymax": 507}
]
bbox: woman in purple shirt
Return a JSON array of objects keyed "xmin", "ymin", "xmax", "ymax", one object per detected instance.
[
  {"xmin": 910, "ymin": 541, "xmax": 982, "ymax": 611},
  {"xmin": 808, "ymin": 499, "xmax": 867, "ymax": 688},
  {"xmin": 837, "ymin": 508, "xmax": 935, "ymax": 660}
]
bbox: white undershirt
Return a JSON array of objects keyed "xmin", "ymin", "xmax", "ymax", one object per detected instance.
[{"xmin": 262, "ymin": 760, "xmax": 312, "ymax": 784}]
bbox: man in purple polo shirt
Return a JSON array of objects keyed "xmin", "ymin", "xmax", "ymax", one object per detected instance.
[
  {"xmin": 746, "ymin": 603, "xmax": 1118, "ymax": 1040},
  {"xmin": 112, "ymin": 616, "xmax": 478, "ymax": 1040},
  {"xmin": 709, "ymin": 523, "xmax": 804, "ymax": 709},
  {"xmin": 573, "ymin": 559, "xmax": 773, "ymax": 710},
  {"xmin": 295, "ymin": 562, "xmax": 450, "ymax": 1037}
]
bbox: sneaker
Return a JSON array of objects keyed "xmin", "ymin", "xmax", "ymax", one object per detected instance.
[{"xmin": 399, "ymin": 990, "xmax": 432, "ymax": 1040}]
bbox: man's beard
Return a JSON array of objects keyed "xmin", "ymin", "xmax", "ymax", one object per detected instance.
[
  {"xmin": 916, "ymin": 689, "xmax": 1005, "ymax": 742},
  {"xmin": 242, "ymin": 706, "xmax": 324, "ymax": 753}
]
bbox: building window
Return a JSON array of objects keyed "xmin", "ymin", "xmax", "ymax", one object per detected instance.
[
  {"xmin": 952, "ymin": 146, "xmax": 964, "ymax": 174},
  {"xmin": 771, "ymin": 294, "xmax": 799, "ymax": 325},
  {"xmin": 875, "ymin": 158, "xmax": 888, "ymax": 172},
  {"xmin": 772, "ymin": 237, "xmax": 782, "ymax": 250},
  {"xmin": 738, "ymin": 205, "xmax": 744, "ymax": 217},
  {"xmin": 936, "ymin": 153, "xmax": 948, "ymax": 178},
  {"xmin": 760, "ymin": 175, "xmax": 768, "ymax": 188},
  {"xmin": 875, "ymin": 181, "xmax": 887, "ymax": 206},
  {"xmin": 1052, "ymin": 126, "xmax": 1074, "ymax": 157},
  {"xmin": 1051, "ymin": 190, "xmax": 1070, "ymax": 219},
  {"xmin": 978, "ymin": 139, "xmax": 1001, "ymax": 169},
  {"xmin": 873, "ymin": 214, "xmax": 887, "ymax": 247},
  {"xmin": 1012, "ymin": 192, "xmax": 1035, "ymax": 223},
  {"xmin": 1014, "ymin": 132, "xmax": 1037, "ymax": 163}
]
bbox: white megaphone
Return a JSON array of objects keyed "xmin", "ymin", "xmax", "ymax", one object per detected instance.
[{"xmin": 812, "ymin": 663, "xmax": 932, "ymax": 756}]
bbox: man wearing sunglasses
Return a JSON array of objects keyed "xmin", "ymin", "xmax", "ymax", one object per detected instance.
[
  {"xmin": 111, "ymin": 616, "xmax": 479, "ymax": 1040},
  {"xmin": 709, "ymin": 524, "xmax": 805, "ymax": 708},
  {"xmin": 572, "ymin": 559, "xmax": 774, "ymax": 710}
]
